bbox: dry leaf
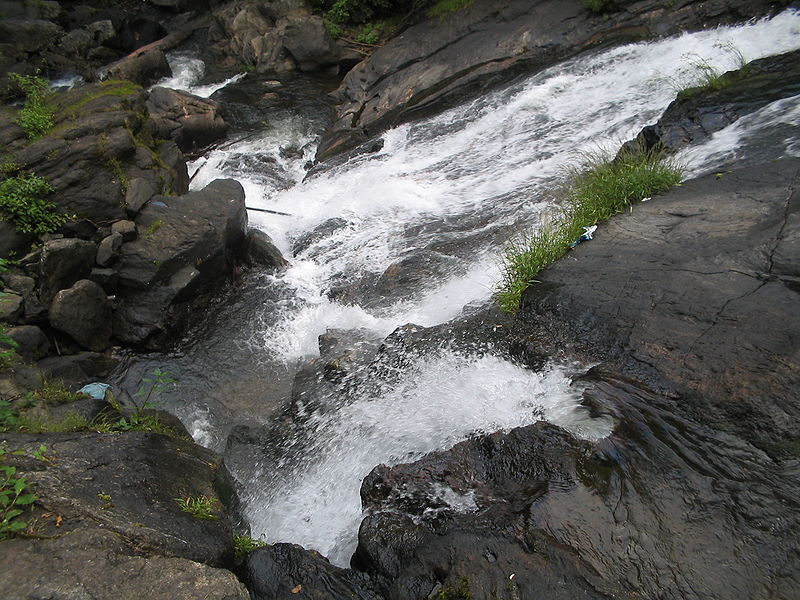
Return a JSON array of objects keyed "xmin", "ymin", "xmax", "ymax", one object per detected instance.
[
  {"xmin": 55, "ymin": 515, "xmax": 64, "ymax": 528},
  {"xmin": 291, "ymin": 584, "xmax": 302, "ymax": 594}
]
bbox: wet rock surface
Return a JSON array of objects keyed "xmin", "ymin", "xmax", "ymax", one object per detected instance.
[
  {"xmin": 147, "ymin": 86, "xmax": 228, "ymax": 153},
  {"xmin": 317, "ymin": 0, "xmax": 789, "ymax": 160}
]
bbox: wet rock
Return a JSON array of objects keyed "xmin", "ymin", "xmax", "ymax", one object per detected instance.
[
  {"xmin": 521, "ymin": 157, "xmax": 800, "ymax": 457},
  {"xmin": 292, "ymin": 217, "xmax": 349, "ymax": 257},
  {"xmin": 2, "ymin": 325, "xmax": 50, "ymax": 361},
  {"xmin": 147, "ymin": 87, "xmax": 228, "ymax": 153},
  {"xmin": 242, "ymin": 228, "xmax": 288, "ymax": 270},
  {"xmin": 0, "ymin": 290, "xmax": 23, "ymax": 322},
  {"xmin": 38, "ymin": 238, "xmax": 97, "ymax": 304},
  {"xmin": 0, "ymin": 528, "xmax": 250, "ymax": 600},
  {"xmin": 96, "ymin": 232, "xmax": 124, "ymax": 267},
  {"xmin": 318, "ymin": 328, "xmax": 382, "ymax": 383},
  {"xmin": 245, "ymin": 543, "xmax": 382, "ymax": 600},
  {"xmin": 317, "ymin": 0, "xmax": 785, "ymax": 160},
  {"xmin": 625, "ymin": 48, "xmax": 800, "ymax": 154},
  {"xmin": 89, "ymin": 267, "xmax": 119, "ymax": 294},
  {"xmin": 49, "ymin": 279, "xmax": 113, "ymax": 351},
  {"xmin": 114, "ymin": 179, "xmax": 247, "ymax": 347}
]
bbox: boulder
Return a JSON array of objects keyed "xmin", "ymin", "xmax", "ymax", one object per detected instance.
[
  {"xmin": 37, "ymin": 351, "xmax": 118, "ymax": 389},
  {"xmin": 242, "ymin": 228, "xmax": 288, "ymax": 270},
  {"xmin": 112, "ymin": 219, "xmax": 137, "ymax": 241},
  {"xmin": 114, "ymin": 179, "xmax": 247, "ymax": 346},
  {"xmin": 147, "ymin": 87, "xmax": 228, "ymax": 153},
  {"xmin": 96, "ymin": 231, "xmax": 123, "ymax": 267},
  {"xmin": 0, "ymin": 290, "xmax": 23, "ymax": 323},
  {"xmin": 245, "ymin": 543, "xmax": 381, "ymax": 600},
  {"xmin": 125, "ymin": 177, "xmax": 158, "ymax": 216},
  {"xmin": 282, "ymin": 14, "xmax": 340, "ymax": 72},
  {"xmin": 101, "ymin": 49, "xmax": 172, "ymax": 86},
  {"xmin": 49, "ymin": 280, "xmax": 112, "ymax": 351},
  {"xmin": 2, "ymin": 325, "xmax": 49, "ymax": 361},
  {"xmin": 0, "ymin": 18, "xmax": 62, "ymax": 53},
  {"xmin": 38, "ymin": 238, "xmax": 97, "ymax": 304}
]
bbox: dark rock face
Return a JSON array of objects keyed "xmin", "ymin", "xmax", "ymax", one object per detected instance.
[
  {"xmin": 49, "ymin": 279, "xmax": 113, "ymax": 351},
  {"xmin": 316, "ymin": 0, "xmax": 789, "ymax": 160},
  {"xmin": 522, "ymin": 158, "xmax": 800, "ymax": 458},
  {"xmin": 0, "ymin": 432, "xmax": 248, "ymax": 600},
  {"xmin": 0, "ymin": 222, "xmax": 35, "ymax": 260},
  {"xmin": 3, "ymin": 325, "xmax": 50, "ymax": 361},
  {"xmin": 147, "ymin": 87, "xmax": 229, "ymax": 153},
  {"xmin": 355, "ymin": 370, "xmax": 800, "ymax": 600},
  {"xmin": 626, "ymin": 48, "xmax": 800, "ymax": 154},
  {"xmin": 114, "ymin": 179, "xmax": 247, "ymax": 347},
  {"xmin": 245, "ymin": 543, "xmax": 382, "ymax": 600}
]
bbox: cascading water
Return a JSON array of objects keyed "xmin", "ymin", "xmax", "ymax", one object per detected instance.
[{"xmin": 128, "ymin": 11, "xmax": 800, "ymax": 567}]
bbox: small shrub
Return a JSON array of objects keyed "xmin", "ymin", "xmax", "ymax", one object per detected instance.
[
  {"xmin": 29, "ymin": 380, "xmax": 89, "ymax": 405},
  {"xmin": 0, "ymin": 399, "xmax": 20, "ymax": 432},
  {"xmin": 356, "ymin": 23, "xmax": 381, "ymax": 44},
  {"xmin": 0, "ymin": 463, "xmax": 37, "ymax": 539},
  {"xmin": 176, "ymin": 495, "xmax": 219, "ymax": 520},
  {"xmin": 0, "ymin": 325, "xmax": 19, "ymax": 370},
  {"xmin": 234, "ymin": 533, "xmax": 268, "ymax": 557},
  {"xmin": 434, "ymin": 577, "xmax": 472, "ymax": 600},
  {"xmin": 495, "ymin": 147, "xmax": 683, "ymax": 312},
  {"xmin": 10, "ymin": 73, "xmax": 55, "ymax": 140},
  {"xmin": 143, "ymin": 219, "xmax": 165, "ymax": 239},
  {"xmin": 0, "ymin": 172, "xmax": 66, "ymax": 234},
  {"xmin": 583, "ymin": 0, "xmax": 615, "ymax": 13}
]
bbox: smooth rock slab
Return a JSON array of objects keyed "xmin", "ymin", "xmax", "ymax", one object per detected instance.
[{"xmin": 37, "ymin": 238, "xmax": 97, "ymax": 304}]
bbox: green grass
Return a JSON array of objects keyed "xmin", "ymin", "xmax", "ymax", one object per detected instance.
[
  {"xmin": 495, "ymin": 147, "xmax": 683, "ymax": 312},
  {"xmin": 176, "ymin": 496, "xmax": 219, "ymax": 520},
  {"xmin": 10, "ymin": 73, "xmax": 55, "ymax": 140},
  {"xmin": 233, "ymin": 533, "xmax": 268, "ymax": 557},
  {"xmin": 677, "ymin": 43, "xmax": 749, "ymax": 98},
  {"xmin": 427, "ymin": 0, "xmax": 476, "ymax": 18},
  {"xmin": 0, "ymin": 172, "xmax": 65, "ymax": 234}
]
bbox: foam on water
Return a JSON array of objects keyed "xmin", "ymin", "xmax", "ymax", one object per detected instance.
[{"xmin": 153, "ymin": 52, "xmax": 246, "ymax": 97}]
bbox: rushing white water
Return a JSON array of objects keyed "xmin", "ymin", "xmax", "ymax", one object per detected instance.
[
  {"xmin": 153, "ymin": 52, "xmax": 246, "ymax": 97},
  {"xmin": 168, "ymin": 11, "xmax": 800, "ymax": 565}
]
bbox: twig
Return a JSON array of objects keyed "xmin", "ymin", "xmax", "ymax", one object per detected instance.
[{"xmin": 246, "ymin": 206, "xmax": 292, "ymax": 216}]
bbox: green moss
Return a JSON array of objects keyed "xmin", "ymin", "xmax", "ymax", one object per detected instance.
[
  {"xmin": 57, "ymin": 80, "xmax": 142, "ymax": 119},
  {"xmin": 144, "ymin": 219, "xmax": 164, "ymax": 239},
  {"xmin": 495, "ymin": 147, "xmax": 683, "ymax": 312},
  {"xmin": 427, "ymin": 0, "xmax": 475, "ymax": 18},
  {"xmin": 434, "ymin": 577, "xmax": 473, "ymax": 600}
]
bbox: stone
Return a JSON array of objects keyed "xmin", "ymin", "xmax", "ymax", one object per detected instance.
[
  {"xmin": 112, "ymin": 219, "xmax": 137, "ymax": 241},
  {"xmin": 0, "ymin": 18, "xmax": 62, "ymax": 53},
  {"xmin": 89, "ymin": 267, "xmax": 119, "ymax": 294},
  {"xmin": 147, "ymin": 87, "xmax": 228, "ymax": 153},
  {"xmin": 36, "ymin": 352, "xmax": 117, "ymax": 388},
  {"xmin": 0, "ymin": 290, "xmax": 23, "ymax": 323},
  {"xmin": 281, "ymin": 14, "xmax": 340, "ymax": 72},
  {"xmin": 49, "ymin": 279, "xmax": 112, "ymax": 351},
  {"xmin": 2, "ymin": 325, "xmax": 49, "ymax": 361},
  {"xmin": 96, "ymin": 232, "xmax": 124, "ymax": 267},
  {"xmin": 38, "ymin": 238, "xmax": 96, "ymax": 304},
  {"xmin": 0, "ymin": 272, "xmax": 35, "ymax": 297},
  {"xmin": 102, "ymin": 49, "xmax": 172, "ymax": 87},
  {"xmin": 0, "ymin": 221, "xmax": 35, "ymax": 260},
  {"xmin": 242, "ymin": 228, "xmax": 288, "ymax": 270},
  {"xmin": 125, "ymin": 177, "xmax": 158, "ymax": 216},
  {"xmin": 114, "ymin": 179, "xmax": 247, "ymax": 346}
]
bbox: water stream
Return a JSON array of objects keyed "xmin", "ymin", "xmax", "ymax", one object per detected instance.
[{"xmin": 118, "ymin": 11, "xmax": 800, "ymax": 566}]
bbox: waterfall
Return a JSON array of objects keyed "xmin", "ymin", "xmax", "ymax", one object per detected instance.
[{"xmin": 142, "ymin": 10, "xmax": 800, "ymax": 567}]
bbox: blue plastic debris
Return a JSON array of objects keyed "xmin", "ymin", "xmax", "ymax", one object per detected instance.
[
  {"xmin": 570, "ymin": 225, "xmax": 597, "ymax": 248},
  {"xmin": 78, "ymin": 382, "xmax": 111, "ymax": 400}
]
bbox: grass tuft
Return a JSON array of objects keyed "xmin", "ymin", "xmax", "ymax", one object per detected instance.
[
  {"xmin": 495, "ymin": 147, "xmax": 683, "ymax": 312},
  {"xmin": 176, "ymin": 496, "xmax": 219, "ymax": 520}
]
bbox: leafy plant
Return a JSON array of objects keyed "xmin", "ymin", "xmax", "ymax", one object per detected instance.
[
  {"xmin": 495, "ymin": 147, "xmax": 683, "ymax": 312},
  {"xmin": 133, "ymin": 367, "xmax": 174, "ymax": 411},
  {"xmin": 176, "ymin": 495, "xmax": 219, "ymax": 520},
  {"xmin": 356, "ymin": 23, "xmax": 381, "ymax": 44},
  {"xmin": 234, "ymin": 533, "xmax": 268, "ymax": 557},
  {"xmin": 0, "ymin": 399, "xmax": 20, "ymax": 432},
  {"xmin": 0, "ymin": 172, "xmax": 66, "ymax": 234},
  {"xmin": 0, "ymin": 326, "xmax": 19, "ymax": 370},
  {"xmin": 10, "ymin": 72, "xmax": 55, "ymax": 139},
  {"xmin": 143, "ymin": 219, "xmax": 164, "ymax": 239},
  {"xmin": 0, "ymin": 463, "xmax": 37, "ymax": 539}
]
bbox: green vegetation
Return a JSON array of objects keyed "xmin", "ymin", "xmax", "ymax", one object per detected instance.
[
  {"xmin": 677, "ymin": 44, "xmax": 749, "ymax": 98},
  {"xmin": 58, "ymin": 79, "xmax": 142, "ymax": 119},
  {"xmin": 495, "ymin": 147, "xmax": 683, "ymax": 312},
  {"xmin": 426, "ymin": 0, "xmax": 475, "ymax": 18},
  {"xmin": 176, "ymin": 495, "xmax": 219, "ymax": 520},
  {"xmin": 0, "ymin": 326, "xmax": 19, "ymax": 370},
  {"xmin": 0, "ymin": 463, "xmax": 36, "ymax": 539},
  {"xmin": 29, "ymin": 380, "xmax": 89, "ymax": 405},
  {"xmin": 10, "ymin": 73, "xmax": 55, "ymax": 139},
  {"xmin": 233, "ymin": 533, "xmax": 268, "ymax": 557},
  {"xmin": 583, "ymin": 0, "xmax": 615, "ymax": 13},
  {"xmin": 144, "ymin": 219, "xmax": 165, "ymax": 239},
  {"xmin": 0, "ymin": 172, "xmax": 66, "ymax": 234},
  {"xmin": 433, "ymin": 577, "xmax": 472, "ymax": 600}
]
